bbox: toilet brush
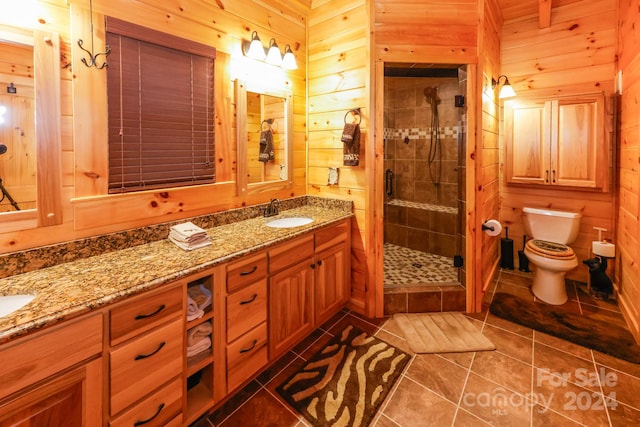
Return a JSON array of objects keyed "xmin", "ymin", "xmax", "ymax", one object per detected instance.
[
  {"xmin": 518, "ymin": 235, "xmax": 530, "ymax": 272},
  {"xmin": 500, "ymin": 227, "xmax": 514, "ymax": 270}
]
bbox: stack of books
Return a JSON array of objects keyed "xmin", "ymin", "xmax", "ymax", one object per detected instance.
[{"xmin": 168, "ymin": 221, "xmax": 212, "ymax": 251}]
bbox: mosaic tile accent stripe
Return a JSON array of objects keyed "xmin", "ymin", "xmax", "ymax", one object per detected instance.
[
  {"xmin": 383, "ymin": 126, "xmax": 460, "ymax": 140},
  {"xmin": 0, "ymin": 195, "xmax": 353, "ymax": 279},
  {"xmin": 384, "ymin": 243, "xmax": 459, "ymax": 288},
  {"xmin": 386, "ymin": 198, "xmax": 458, "ymax": 215}
]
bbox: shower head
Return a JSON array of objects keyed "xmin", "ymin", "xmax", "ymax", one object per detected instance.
[{"xmin": 423, "ymin": 87, "xmax": 440, "ymax": 104}]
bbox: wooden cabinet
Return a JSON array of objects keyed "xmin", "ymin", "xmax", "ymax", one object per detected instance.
[
  {"xmin": 504, "ymin": 95, "xmax": 607, "ymax": 190},
  {"xmin": 0, "ymin": 314, "xmax": 103, "ymax": 427},
  {"xmin": 314, "ymin": 219, "xmax": 350, "ymax": 326},
  {"xmin": 224, "ymin": 252, "xmax": 268, "ymax": 392},
  {"xmin": 108, "ymin": 282, "xmax": 183, "ymax": 425},
  {"xmin": 268, "ymin": 219, "xmax": 351, "ymax": 359}
]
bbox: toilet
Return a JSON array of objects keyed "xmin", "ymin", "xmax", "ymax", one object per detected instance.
[{"xmin": 522, "ymin": 207, "xmax": 582, "ymax": 305}]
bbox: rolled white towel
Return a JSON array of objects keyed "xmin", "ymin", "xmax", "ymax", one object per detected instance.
[
  {"xmin": 187, "ymin": 336, "xmax": 211, "ymax": 358},
  {"xmin": 187, "ymin": 321, "xmax": 212, "ymax": 347},
  {"xmin": 186, "ymin": 295, "xmax": 204, "ymax": 322}
]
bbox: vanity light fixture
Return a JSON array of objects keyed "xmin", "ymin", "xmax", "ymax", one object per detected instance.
[
  {"xmin": 244, "ymin": 31, "xmax": 266, "ymax": 61},
  {"xmin": 281, "ymin": 45, "xmax": 298, "ymax": 70},
  {"xmin": 492, "ymin": 74, "xmax": 516, "ymax": 99},
  {"xmin": 242, "ymin": 31, "xmax": 297, "ymax": 70},
  {"xmin": 266, "ymin": 38, "xmax": 283, "ymax": 66}
]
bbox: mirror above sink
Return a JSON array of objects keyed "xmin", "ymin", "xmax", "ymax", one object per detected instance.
[{"xmin": 236, "ymin": 80, "xmax": 293, "ymax": 196}]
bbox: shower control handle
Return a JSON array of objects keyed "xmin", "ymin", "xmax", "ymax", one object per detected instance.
[{"xmin": 385, "ymin": 169, "xmax": 394, "ymax": 196}]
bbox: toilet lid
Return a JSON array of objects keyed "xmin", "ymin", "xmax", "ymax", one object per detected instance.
[{"xmin": 526, "ymin": 239, "xmax": 575, "ymax": 258}]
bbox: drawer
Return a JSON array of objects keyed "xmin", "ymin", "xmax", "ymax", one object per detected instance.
[
  {"xmin": 315, "ymin": 219, "xmax": 350, "ymax": 252},
  {"xmin": 109, "ymin": 377, "xmax": 182, "ymax": 427},
  {"xmin": 269, "ymin": 235, "xmax": 314, "ymax": 274},
  {"xmin": 226, "ymin": 251, "xmax": 268, "ymax": 293},
  {"xmin": 110, "ymin": 283, "xmax": 183, "ymax": 346},
  {"xmin": 0, "ymin": 313, "xmax": 103, "ymax": 400},
  {"xmin": 110, "ymin": 318, "xmax": 183, "ymax": 416},
  {"xmin": 226, "ymin": 279, "xmax": 267, "ymax": 343},
  {"xmin": 226, "ymin": 322, "xmax": 268, "ymax": 392}
]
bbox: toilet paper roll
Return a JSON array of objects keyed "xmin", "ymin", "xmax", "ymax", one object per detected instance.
[
  {"xmin": 592, "ymin": 241, "xmax": 615, "ymax": 258},
  {"xmin": 483, "ymin": 219, "xmax": 502, "ymax": 237}
]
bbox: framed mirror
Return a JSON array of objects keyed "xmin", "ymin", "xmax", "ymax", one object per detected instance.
[
  {"xmin": 0, "ymin": 26, "xmax": 62, "ymax": 232},
  {"xmin": 236, "ymin": 80, "xmax": 293, "ymax": 196}
]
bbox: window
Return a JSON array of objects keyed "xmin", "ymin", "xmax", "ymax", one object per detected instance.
[{"xmin": 105, "ymin": 17, "xmax": 215, "ymax": 193}]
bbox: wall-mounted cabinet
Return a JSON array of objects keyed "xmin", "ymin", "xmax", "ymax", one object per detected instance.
[{"xmin": 504, "ymin": 95, "xmax": 608, "ymax": 191}]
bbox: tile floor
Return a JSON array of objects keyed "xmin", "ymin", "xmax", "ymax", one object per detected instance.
[{"xmin": 194, "ymin": 269, "xmax": 640, "ymax": 427}]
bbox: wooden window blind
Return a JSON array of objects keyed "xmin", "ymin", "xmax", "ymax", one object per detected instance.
[{"xmin": 105, "ymin": 17, "xmax": 216, "ymax": 193}]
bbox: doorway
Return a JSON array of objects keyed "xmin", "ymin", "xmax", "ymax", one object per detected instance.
[{"xmin": 382, "ymin": 63, "xmax": 467, "ymax": 314}]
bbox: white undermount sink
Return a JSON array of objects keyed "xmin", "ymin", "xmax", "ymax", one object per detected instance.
[
  {"xmin": 0, "ymin": 294, "xmax": 36, "ymax": 318},
  {"xmin": 265, "ymin": 216, "xmax": 314, "ymax": 228}
]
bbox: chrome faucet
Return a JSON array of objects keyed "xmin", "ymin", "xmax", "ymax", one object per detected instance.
[{"xmin": 264, "ymin": 198, "xmax": 280, "ymax": 217}]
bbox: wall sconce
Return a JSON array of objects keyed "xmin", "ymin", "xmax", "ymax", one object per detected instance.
[
  {"xmin": 244, "ymin": 31, "xmax": 266, "ymax": 60},
  {"xmin": 282, "ymin": 45, "xmax": 298, "ymax": 70},
  {"xmin": 242, "ymin": 31, "xmax": 297, "ymax": 70},
  {"xmin": 492, "ymin": 75, "xmax": 516, "ymax": 99},
  {"xmin": 266, "ymin": 38, "xmax": 282, "ymax": 66}
]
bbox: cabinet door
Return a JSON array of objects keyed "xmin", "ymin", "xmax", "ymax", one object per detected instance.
[
  {"xmin": 269, "ymin": 260, "xmax": 314, "ymax": 358},
  {"xmin": 0, "ymin": 357, "xmax": 102, "ymax": 427},
  {"xmin": 553, "ymin": 98, "xmax": 603, "ymax": 188},
  {"xmin": 315, "ymin": 242, "xmax": 349, "ymax": 326},
  {"xmin": 504, "ymin": 99, "xmax": 551, "ymax": 185}
]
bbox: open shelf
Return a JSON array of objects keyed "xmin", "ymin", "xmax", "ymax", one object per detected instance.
[{"xmin": 187, "ymin": 349, "xmax": 213, "ymax": 377}]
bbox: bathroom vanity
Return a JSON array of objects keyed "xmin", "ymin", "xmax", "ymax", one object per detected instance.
[{"xmin": 0, "ymin": 202, "xmax": 351, "ymax": 425}]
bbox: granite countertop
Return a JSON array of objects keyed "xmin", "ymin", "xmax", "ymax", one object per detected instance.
[{"xmin": 0, "ymin": 205, "xmax": 352, "ymax": 344}]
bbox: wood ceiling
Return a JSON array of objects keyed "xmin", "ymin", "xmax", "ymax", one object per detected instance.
[{"xmin": 498, "ymin": 0, "xmax": 585, "ymax": 26}]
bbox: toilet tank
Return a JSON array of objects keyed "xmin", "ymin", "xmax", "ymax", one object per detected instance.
[{"xmin": 522, "ymin": 207, "xmax": 582, "ymax": 244}]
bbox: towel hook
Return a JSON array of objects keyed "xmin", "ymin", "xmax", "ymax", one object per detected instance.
[
  {"xmin": 261, "ymin": 119, "xmax": 273, "ymax": 132},
  {"xmin": 344, "ymin": 108, "xmax": 361, "ymax": 125}
]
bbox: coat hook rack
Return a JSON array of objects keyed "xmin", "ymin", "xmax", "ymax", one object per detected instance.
[{"xmin": 77, "ymin": 0, "xmax": 110, "ymax": 69}]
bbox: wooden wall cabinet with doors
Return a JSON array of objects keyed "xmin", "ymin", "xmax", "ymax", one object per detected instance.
[
  {"xmin": 108, "ymin": 282, "xmax": 184, "ymax": 427},
  {"xmin": 0, "ymin": 313, "xmax": 103, "ymax": 426},
  {"xmin": 504, "ymin": 95, "xmax": 608, "ymax": 190}
]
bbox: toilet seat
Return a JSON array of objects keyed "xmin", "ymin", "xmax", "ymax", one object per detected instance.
[{"xmin": 525, "ymin": 239, "xmax": 575, "ymax": 259}]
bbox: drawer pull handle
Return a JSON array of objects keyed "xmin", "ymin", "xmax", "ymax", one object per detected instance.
[
  {"xmin": 133, "ymin": 403, "xmax": 165, "ymax": 426},
  {"xmin": 317, "ymin": 260, "xmax": 323, "ymax": 266},
  {"xmin": 135, "ymin": 304, "xmax": 166, "ymax": 320},
  {"xmin": 135, "ymin": 342, "xmax": 166, "ymax": 360},
  {"xmin": 240, "ymin": 294, "xmax": 258, "ymax": 305},
  {"xmin": 240, "ymin": 339, "xmax": 258, "ymax": 354},
  {"xmin": 239, "ymin": 265, "xmax": 258, "ymax": 276}
]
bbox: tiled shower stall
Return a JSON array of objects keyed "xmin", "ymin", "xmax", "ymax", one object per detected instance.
[{"xmin": 382, "ymin": 65, "xmax": 467, "ymax": 313}]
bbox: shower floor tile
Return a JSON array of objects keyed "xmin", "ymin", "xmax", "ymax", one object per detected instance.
[{"xmin": 384, "ymin": 242, "xmax": 458, "ymax": 288}]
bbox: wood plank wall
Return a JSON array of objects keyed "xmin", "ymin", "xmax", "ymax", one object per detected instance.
[
  {"xmin": 616, "ymin": 0, "xmax": 640, "ymax": 340},
  {"xmin": 0, "ymin": 0, "xmax": 307, "ymax": 253},
  {"xmin": 307, "ymin": 0, "xmax": 370, "ymax": 314},
  {"xmin": 478, "ymin": 0, "xmax": 503, "ymax": 308},
  {"xmin": 499, "ymin": 0, "xmax": 617, "ymax": 284}
]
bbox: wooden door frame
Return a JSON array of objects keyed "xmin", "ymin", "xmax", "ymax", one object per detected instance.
[{"xmin": 369, "ymin": 62, "xmax": 480, "ymax": 317}]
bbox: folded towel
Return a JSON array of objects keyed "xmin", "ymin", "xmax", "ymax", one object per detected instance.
[
  {"xmin": 187, "ymin": 336, "xmax": 211, "ymax": 358},
  {"xmin": 342, "ymin": 122, "xmax": 360, "ymax": 166},
  {"xmin": 169, "ymin": 221, "xmax": 211, "ymax": 250},
  {"xmin": 170, "ymin": 221, "xmax": 207, "ymax": 241},
  {"xmin": 186, "ymin": 295, "xmax": 204, "ymax": 321},
  {"xmin": 187, "ymin": 321, "xmax": 212, "ymax": 347},
  {"xmin": 187, "ymin": 284, "xmax": 212, "ymax": 311},
  {"xmin": 259, "ymin": 121, "xmax": 275, "ymax": 163}
]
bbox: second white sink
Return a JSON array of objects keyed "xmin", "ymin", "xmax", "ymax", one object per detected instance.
[
  {"xmin": 266, "ymin": 217, "xmax": 314, "ymax": 228},
  {"xmin": 0, "ymin": 294, "xmax": 36, "ymax": 318}
]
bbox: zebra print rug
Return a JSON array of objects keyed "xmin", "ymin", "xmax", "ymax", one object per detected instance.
[{"xmin": 276, "ymin": 324, "xmax": 409, "ymax": 427}]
